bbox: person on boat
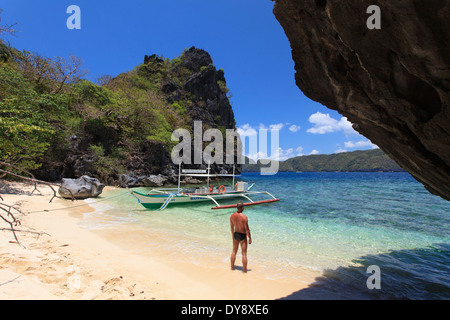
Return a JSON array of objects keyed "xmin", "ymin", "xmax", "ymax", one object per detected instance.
[{"xmin": 230, "ymin": 202, "xmax": 252, "ymax": 273}]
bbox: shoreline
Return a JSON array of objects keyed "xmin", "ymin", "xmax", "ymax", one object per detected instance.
[{"xmin": 0, "ymin": 181, "xmax": 321, "ymax": 300}]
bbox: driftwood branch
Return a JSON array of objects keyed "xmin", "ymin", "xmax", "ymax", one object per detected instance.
[
  {"xmin": 0, "ymin": 204, "xmax": 22, "ymax": 245},
  {"xmin": 0, "ymin": 228, "xmax": 50, "ymax": 237},
  {"xmin": 0, "ymin": 162, "xmax": 74, "ymax": 245},
  {"xmin": 0, "ymin": 204, "xmax": 50, "ymax": 247},
  {"xmin": 0, "ymin": 161, "xmax": 35, "ymax": 179},
  {"xmin": 0, "ymin": 162, "xmax": 74, "ymax": 202}
]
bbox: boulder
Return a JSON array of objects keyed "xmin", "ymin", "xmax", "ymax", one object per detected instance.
[
  {"xmin": 141, "ymin": 175, "xmax": 168, "ymax": 187},
  {"xmin": 118, "ymin": 174, "xmax": 140, "ymax": 188},
  {"xmin": 183, "ymin": 176, "xmax": 203, "ymax": 185},
  {"xmin": 117, "ymin": 174, "xmax": 169, "ymax": 188},
  {"xmin": 59, "ymin": 175, "xmax": 105, "ymax": 199}
]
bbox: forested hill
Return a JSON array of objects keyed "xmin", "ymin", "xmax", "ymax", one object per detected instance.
[
  {"xmin": 0, "ymin": 39, "xmax": 236, "ymax": 186},
  {"xmin": 243, "ymin": 149, "xmax": 405, "ymax": 172}
]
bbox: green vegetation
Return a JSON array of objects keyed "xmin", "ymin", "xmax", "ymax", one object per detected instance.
[
  {"xmin": 243, "ymin": 149, "xmax": 405, "ymax": 172},
  {"xmin": 0, "ymin": 47, "xmax": 73, "ymax": 171},
  {"xmin": 89, "ymin": 144, "xmax": 127, "ymax": 177},
  {"xmin": 0, "ymin": 28, "xmax": 225, "ymax": 179}
]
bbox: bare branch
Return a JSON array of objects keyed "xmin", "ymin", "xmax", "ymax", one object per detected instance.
[
  {"xmin": 0, "ymin": 161, "xmax": 35, "ymax": 179},
  {"xmin": 0, "ymin": 205, "xmax": 21, "ymax": 245},
  {"xmin": 0, "ymin": 228, "xmax": 50, "ymax": 237},
  {"xmin": 19, "ymin": 51, "xmax": 53, "ymax": 86},
  {"xmin": 0, "ymin": 165, "xmax": 74, "ymax": 203},
  {"xmin": 0, "ymin": 162, "xmax": 76, "ymax": 245},
  {"xmin": 0, "ymin": 9, "xmax": 18, "ymax": 38},
  {"xmin": 49, "ymin": 55, "xmax": 87, "ymax": 94}
]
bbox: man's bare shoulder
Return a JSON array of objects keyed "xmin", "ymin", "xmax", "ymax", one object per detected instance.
[{"xmin": 231, "ymin": 212, "xmax": 247, "ymax": 220}]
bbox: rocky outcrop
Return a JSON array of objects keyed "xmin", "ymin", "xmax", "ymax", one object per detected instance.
[
  {"xmin": 273, "ymin": 0, "xmax": 450, "ymax": 200},
  {"xmin": 179, "ymin": 47, "xmax": 235, "ymax": 129},
  {"xmin": 118, "ymin": 174, "xmax": 169, "ymax": 188},
  {"xmin": 178, "ymin": 47, "xmax": 213, "ymax": 72},
  {"xmin": 35, "ymin": 47, "xmax": 237, "ymax": 188},
  {"xmin": 58, "ymin": 175, "xmax": 105, "ymax": 199}
]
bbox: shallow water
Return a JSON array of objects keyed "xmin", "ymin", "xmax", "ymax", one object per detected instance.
[{"xmin": 81, "ymin": 172, "xmax": 450, "ymax": 299}]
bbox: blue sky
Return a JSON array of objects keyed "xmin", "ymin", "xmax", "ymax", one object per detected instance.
[{"xmin": 1, "ymin": 0, "xmax": 377, "ymax": 160}]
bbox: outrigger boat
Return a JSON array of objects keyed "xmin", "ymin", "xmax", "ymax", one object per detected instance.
[{"xmin": 130, "ymin": 164, "xmax": 280, "ymax": 210}]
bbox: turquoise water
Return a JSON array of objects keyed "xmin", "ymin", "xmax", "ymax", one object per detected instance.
[{"xmin": 82, "ymin": 172, "xmax": 450, "ymax": 299}]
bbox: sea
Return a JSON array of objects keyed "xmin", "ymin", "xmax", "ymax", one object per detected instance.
[{"xmin": 81, "ymin": 172, "xmax": 450, "ymax": 300}]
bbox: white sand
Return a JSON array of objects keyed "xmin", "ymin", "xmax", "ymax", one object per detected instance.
[{"xmin": 0, "ymin": 182, "xmax": 320, "ymax": 300}]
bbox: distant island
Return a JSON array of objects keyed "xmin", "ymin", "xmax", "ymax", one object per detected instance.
[{"xmin": 243, "ymin": 149, "xmax": 405, "ymax": 173}]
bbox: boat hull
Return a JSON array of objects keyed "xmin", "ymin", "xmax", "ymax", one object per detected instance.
[{"xmin": 131, "ymin": 190, "xmax": 247, "ymax": 209}]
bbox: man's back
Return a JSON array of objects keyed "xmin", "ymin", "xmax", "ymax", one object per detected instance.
[{"xmin": 230, "ymin": 212, "xmax": 248, "ymax": 234}]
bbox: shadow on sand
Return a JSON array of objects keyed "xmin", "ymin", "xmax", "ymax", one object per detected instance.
[
  {"xmin": 279, "ymin": 243, "xmax": 450, "ymax": 300},
  {"xmin": 232, "ymin": 265, "xmax": 252, "ymax": 273}
]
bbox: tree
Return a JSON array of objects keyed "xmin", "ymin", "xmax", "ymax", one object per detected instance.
[
  {"xmin": 49, "ymin": 55, "xmax": 87, "ymax": 94},
  {"xmin": 0, "ymin": 98, "xmax": 54, "ymax": 171},
  {"xmin": 0, "ymin": 9, "xmax": 17, "ymax": 62},
  {"xmin": 19, "ymin": 51, "xmax": 54, "ymax": 92},
  {"xmin": 0, "ymin": 8, "xmax": 17, "ymax": 38},
  {"xmin": 19, "ymin": 52, "xmax": 87, "ymax": 95},
  {"xmin": 96, "ymin": 74, "xmax": 113, "ymax": 86}
]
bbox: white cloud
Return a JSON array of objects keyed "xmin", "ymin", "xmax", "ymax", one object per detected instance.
[
  {"xmin": 258, "ymin": 123, "xmax": 285, "ymax": 131},
  {"xmin": 273, "ymin": 147, "xmax": 294, "ymax": 161},
  {"xmin": 237, "ymin": 123, "xmax": 258, "ymax": 136},
  {"xmin": 246, "ymin": 146, "xmax": 305, "ymax": 162},
  {"xmin": 265, "ymin": 147, "xmax": 293, "ymax": 161},
  {"xmin": 335, "ymin": 147, "xmax": 348, "ymax": 153},
  {"xmin": 269, "ymin": 123, "xmax": 285, "ymax": 131},
  {"xmin": 239, "ymin": 123, "xmax": 287, "ymax": 136},
  {"xmin": 246, "ymin": 151, "xmax": 267, "ymax": 162},
  {"xmin": 307, "ymin": 112, "xmax": 357, "ymax": 136},
  {"xmin": 307, "ymin": 112, "xmax": 337, "ymax": 134},
  {"xmin": 309, "ymin": 149, "xmax": 319, "ymax": 155},
  {"xmin": 344, "ymin": 140, "xmax": 379, "ymax": 149},
  {"xmin": 338, "ymin": 118, "xmax": 357, "ymax": 136},
  {"xmin": 289, "ymin": 124, "xmax": 301, "ymax": 133}
]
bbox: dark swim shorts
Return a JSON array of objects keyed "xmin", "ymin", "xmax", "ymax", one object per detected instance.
[{"xmin": 233, "ymin": 232, "xmax": 246, "ymax": 241}]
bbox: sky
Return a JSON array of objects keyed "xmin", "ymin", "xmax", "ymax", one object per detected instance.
[{"xmin": 1, "ymin": 0, "xmax": 378, "ymax": 161}]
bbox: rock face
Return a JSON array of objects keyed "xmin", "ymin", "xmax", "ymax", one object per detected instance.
[
  {"xmin": 118, "ymin": 173, "xmax": 169, "ymax": 188},
  {"xmin": 273, "ymin": 0, "xmax": 450, "ymax": 200},
  {"xmin": 180, "ymin": 47, "xmax": 236, "ymax": 129},
  {"xmin": 35, "ymin": 47, "xmax": 237, "ymax": 188},
  {"xmin": 59, "ymin": 175, "xmax": 105, "ymax": 199}
]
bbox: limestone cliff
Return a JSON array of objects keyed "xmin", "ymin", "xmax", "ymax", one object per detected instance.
[
  {"xmin": 29, "ymin": 47, "xmax": 237, "ymax": 186},
  {"xmin": 273, "ymin": 0, "xmax": 450, "ymax": 200}
]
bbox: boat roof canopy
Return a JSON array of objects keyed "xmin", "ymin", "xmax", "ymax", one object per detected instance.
[
  {"xmin": 181, "ymin": 168, "xmax": 239, "ymax": 177},
  {"xmin": 181, "ymin": 169, "xmax": 207, "ymax": 174},
  {"xmin": 181, "ymin": 173, "xmax": 240, "ymax": 177}
]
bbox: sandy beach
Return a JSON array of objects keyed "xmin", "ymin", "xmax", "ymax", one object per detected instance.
[{"xmin": 0, "ymin": 181, "xmax": 320, "ymax": 300}]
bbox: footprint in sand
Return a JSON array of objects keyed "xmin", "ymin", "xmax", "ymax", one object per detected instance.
[{"xmin": 66, "ymin": 265, "xmax": 82, "ymax": 291}]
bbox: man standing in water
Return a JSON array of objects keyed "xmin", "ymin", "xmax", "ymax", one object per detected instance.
[{"xmin": 230, "ymin": 202, "xmax": 252, "ymax": 273}]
